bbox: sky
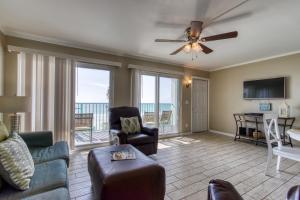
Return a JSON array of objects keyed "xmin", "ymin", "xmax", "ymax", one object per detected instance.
[
  {"xmin": 75, "ymin": 67, "xmax": 178, "ymax": 103},
  {"xmin": 76, "ymin": 67, "xmax": 110, "ymax": 103}
]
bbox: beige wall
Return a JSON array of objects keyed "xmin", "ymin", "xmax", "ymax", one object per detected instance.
[
  {"xmin": 210, "ymin": 54, "xmax": 300, "ymax": 134},
  {"xmin": 4, "ymin": 36, "xmax": 209, "ymax": 132}
]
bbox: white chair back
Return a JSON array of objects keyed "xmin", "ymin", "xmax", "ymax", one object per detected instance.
[{"xmin": 263, "ymin": 114, "xmax": 282, "ymax": 149}]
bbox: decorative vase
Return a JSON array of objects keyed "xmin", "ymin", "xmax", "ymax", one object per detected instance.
[{"xmin": 279, "ymin": 101, "xmax": 290, "ymax": 118}]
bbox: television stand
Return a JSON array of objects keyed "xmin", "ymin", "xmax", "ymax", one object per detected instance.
[{"xmin": 233, "ymin": 113, "xmax": 295, "ymax": 146}]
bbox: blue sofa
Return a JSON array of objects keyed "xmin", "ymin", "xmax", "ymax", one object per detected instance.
[{"xmin": 0, "ymin": 131, "xmax": 70, "ymax": 200}]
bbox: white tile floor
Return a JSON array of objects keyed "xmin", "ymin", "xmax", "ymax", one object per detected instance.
[{"xmin": 69, "ymin": 132, "xmax": 300, "ymax": 200}]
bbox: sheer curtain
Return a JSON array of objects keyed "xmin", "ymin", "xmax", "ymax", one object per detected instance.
[
  {"xmin": 130, "ymin": 68, "xmax": 141, "ymax": 107},
  {"xmin": 17, "ymin": 52, "xmax": 74, "ymax": 145}
]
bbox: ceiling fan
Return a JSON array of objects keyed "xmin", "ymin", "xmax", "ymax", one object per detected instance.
[{"xmin": 154, "ymin": 0, "xmax": 249, "ymax": 55}]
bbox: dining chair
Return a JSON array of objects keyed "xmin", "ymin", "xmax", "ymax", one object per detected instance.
[{"xmin": 264, "ymin": 114, "xmax": 300, "ymax": 175}]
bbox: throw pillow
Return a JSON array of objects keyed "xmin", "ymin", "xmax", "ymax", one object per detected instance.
[
  {"xmin": 0, "ymin": 132, "xmax": 35, "ymax": 190},
  {"xmin": 120, "ymin": 116, "xmax": 141, "ymax": 134},
  {"xmin": 0, "ymin": 121, "xmax": 9, "ymax": 142}
]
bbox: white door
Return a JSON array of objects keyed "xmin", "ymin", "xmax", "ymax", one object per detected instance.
[{"xmin": 192, "ymin": 78, "xmax": 208, "ymax": 132}]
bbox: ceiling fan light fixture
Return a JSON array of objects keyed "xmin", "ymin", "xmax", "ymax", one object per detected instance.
[
  {"xmin": 183, "ymin": 44, "xmax": 191, "ymax": 53},
  {"xmin": 192, "ymin": 42, "xmax": 202, "ymax": 52}
]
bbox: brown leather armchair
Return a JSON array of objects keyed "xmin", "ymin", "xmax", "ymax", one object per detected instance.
[{"xmin": 109, "ymin": 106, "xmax": 158, "ymax": 155}]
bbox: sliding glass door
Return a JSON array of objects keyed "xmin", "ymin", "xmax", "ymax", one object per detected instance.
[
  {"xmin": 74, "ymin": 63, "xmax": 111, "ymax": 146},
  {"xmin": 140, "ymin": 73, "xmax": 180, "ymax": 135},
  {"xmin": 159, "ymin": 77, "xmax": 179, "ymax": 134}
]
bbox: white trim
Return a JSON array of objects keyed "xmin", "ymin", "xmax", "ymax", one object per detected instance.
[
  {"xmin": 191, "ymin": 76, "xmax": 210, "ymax": 81},
  {"xmin": 4, "ymin": 30, "xmax": 212, "ymax": 72},
  {"xmin": 128, "ymin": 64, "xmax": 184, "ymax": 76},
  {"xmin": 5, "ymin": 30, "xmax": 300, "ymax": 72},
  {"xmin": 7, "ymin": 45, "xmax": 122, "ymax": 67},
  {"xmin": 209, "ymin": 130, "xmax": 235, "ymax": 138},
  {"xmin": 210, "ymin": 50, "xmax": 300, "ymax": 72}
]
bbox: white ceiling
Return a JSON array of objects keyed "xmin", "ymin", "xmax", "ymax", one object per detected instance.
[{"xmin": 1, "ymin": 0, "xmax": 300, "ymax": 71}]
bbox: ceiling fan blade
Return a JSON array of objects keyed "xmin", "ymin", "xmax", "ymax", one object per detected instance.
[
  {"xmin": 170, "ymin": 45, "xmax": 187, "ymax": 55},
  {"xmin": 199, "ymin": 43, "xmax": 213, "ymax": 54},
  {"xmin": 203, "ymin": 0, "xmax": 250, "ymax": 28},
  {"xmin": 201, "ymin": 31, "xmax": 238, "ymax": 42},
  {"xmin": 155, "ymin": 39, "xmax": 186, "ymax": 42},
  {"xmin": 206, "ymin": 12, "xmax": 252, "ymax": 27},
  {"xmin": 190, "ymin": 21, "xmax": 203, "ymax": 38}
]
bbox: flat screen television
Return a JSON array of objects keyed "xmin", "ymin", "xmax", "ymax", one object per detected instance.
[{"xmin": 243, "ymin": 77, "xmax": 286, "ymax": 99}]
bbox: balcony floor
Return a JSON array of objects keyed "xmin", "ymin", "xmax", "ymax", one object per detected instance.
[{"xmin": 74, "ymin": 125, "xmax": 178, "ymax": 146}]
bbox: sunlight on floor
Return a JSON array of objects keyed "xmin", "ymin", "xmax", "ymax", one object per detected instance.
[
  {"xmin": 158, "ymin": 136, "xmax": 202, "ymax": 149},
  {"xmin": 157, "ymin": 143, "xmax": 171, "ymax": 149}
]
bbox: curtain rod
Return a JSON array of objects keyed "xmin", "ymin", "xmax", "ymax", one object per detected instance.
[{"xmin": 7, "ymin": 45, "xmax": 122, "ymax": 68}]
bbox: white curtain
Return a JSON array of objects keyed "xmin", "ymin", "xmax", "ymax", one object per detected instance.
[
  {"xmin": 130, "ymin": 68, "xmax": 141, "ymax": 107},
  {"xmin": 17, "ymin": 52, "xmax": 74, "ymax": 145}
]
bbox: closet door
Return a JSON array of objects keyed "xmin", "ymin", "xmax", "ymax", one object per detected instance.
[{"xmin": 192, "ymin": 78, "xmax": 208, "ymax": 132}]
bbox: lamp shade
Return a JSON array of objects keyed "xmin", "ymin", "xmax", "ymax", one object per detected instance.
[{"xmin": 0, "ymin": 96, "xmax": 31, "ymax": 113}]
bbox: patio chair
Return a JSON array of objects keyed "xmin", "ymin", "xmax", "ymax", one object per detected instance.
[
  {"xmin": 75, "ymin": 113, "xmax": 93, "ymax": 143},
  {"xmin": 143, "ymin": 112, "xmax": 156, "ymax": 127},
  {"xmin": 263, "ymin": 114, "xmax": 300, "ymax": 175},
  {"xmin": 160, "ymin": 110, "xmax": 172, "ymax": 133}
]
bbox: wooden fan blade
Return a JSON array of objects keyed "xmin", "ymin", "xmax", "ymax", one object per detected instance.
[
  {"xmin": 203, "ymin": 0, "xmax": 250, "ymax": 28},
  {"xmin": 201, "ymin": 31, "xmax": 238, "ymax": 42},
  {"xmin": 170, "ymin": 45, "xmax": 187, "ymax": 55},
  {"xmin": 155, "ymin": 39, "xmax": 186, "ymax": 42},
  {"xmin": 199, "ymin": 43, "xmax": 213, "ymax": 54},
  {"xmin": 190, "ymin": 21, "xmax": 203, "ymax": 37}
]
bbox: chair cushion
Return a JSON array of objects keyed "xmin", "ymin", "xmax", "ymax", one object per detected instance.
[
  {"xmin": 127, "ymin": 133, "xmax": 154, "ymax": 145},
  {"xmin": 0, "ymin": 159, "xmax": 68, "ymax": 199},
  {"xmin": 21, "ymin": 188, "xmax": 70, "ymax": 200},
  {"xmin": 29, "ymin": 141, "xmax": 69, "ymax": 166},
  {"xmin": 0, "ymin": 133, "xmax": 35, "ymax": 190},
  {"xmin": 120, "ymin": 116, "xmax": 141, "ymax": 134},
  {"xmin": 273, "ymin": 146, "xmax": 300, "ymax": 161}
]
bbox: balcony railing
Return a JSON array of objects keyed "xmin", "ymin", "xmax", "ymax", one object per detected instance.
[
  {"xmin": 74, "ymin": 103, "xmax": 177, "ymax": 146},
  {"xmin": 75, "ymin": 103, "xmax": 109, "ymax": 131}
]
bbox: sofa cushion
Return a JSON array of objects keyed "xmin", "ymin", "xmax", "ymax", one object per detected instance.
[
  {"xmin": 0, "ymin": 133, "xmax": 35, "ymax": 190},
  {"xmin": 127, "ymin": 133, "xmax": 154, "ymax": 145},
  {"xmin": 29, "ymin": 141, "xmax": 69, "ymax": 166},
  {"xmin": 0, "ymin": 159, "xmax": 68, "ymax": 199},
  {"xmin": 21, "ymin": 188, "xmax": 70, "ymax": 200},
  {"xmin": 0, "ymin": 121, "xmax": 9, "ymax": 142}
]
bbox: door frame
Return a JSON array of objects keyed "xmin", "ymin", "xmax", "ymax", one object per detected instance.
[
  {"xmin": 139, "ymin": 71, "xmax": 181, "ymax": 135},
  {"xmin": 70, "ymin": 62, "xmax": 114, "ymax": 149},
  {"xmin": 191, "ymin": 76, "xmax": 209, "ymax": 133}
]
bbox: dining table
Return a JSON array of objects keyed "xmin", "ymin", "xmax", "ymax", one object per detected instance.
[{"xmin": 287, "ymin": 128, "xmax": 300, "ymax": 141}]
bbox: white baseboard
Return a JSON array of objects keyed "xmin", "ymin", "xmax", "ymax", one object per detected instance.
[{"xmin": 209, "ymin": 130, "xmax": 235, "ymax": 138}]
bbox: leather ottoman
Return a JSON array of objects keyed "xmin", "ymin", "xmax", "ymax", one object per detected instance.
[{"xmin": 88, "ymin": 144, "xmax": 165, "ymax": 200}]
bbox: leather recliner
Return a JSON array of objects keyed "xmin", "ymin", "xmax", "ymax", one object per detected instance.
[
  {"xmin": 208, "ymin": 179, "xmax": 243, "ymax": 200},
  {"xmin": 109, "ymin": 106, "xmax": 158, "ymax": 155}
]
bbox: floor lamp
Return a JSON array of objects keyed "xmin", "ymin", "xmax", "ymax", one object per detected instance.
[{"xmin": 0, "ymin": 96, "xmax": 31, "ymax": 133}]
